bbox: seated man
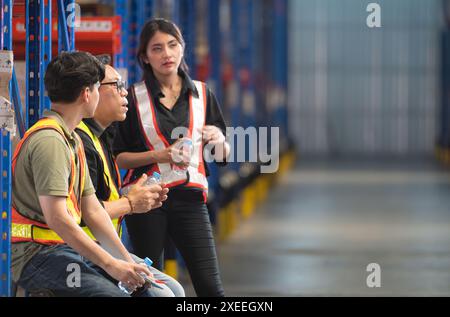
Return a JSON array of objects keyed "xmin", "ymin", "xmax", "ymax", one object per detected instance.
[
  {"xmin": 12, "ymin": 51, "xmax": 152, "ymax": 297},
  {"xmin": 75, "ymin": 55, "xmax": 184, "ymax": 296}
]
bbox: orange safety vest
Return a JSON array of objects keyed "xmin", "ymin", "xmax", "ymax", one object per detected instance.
[
  {"xmin": 11, "ymin": 118, "xmax": 86, "ymax": 245},
  {"xmin": 122, "ymin": 80, "xmax": 209, "ymax": 194}
]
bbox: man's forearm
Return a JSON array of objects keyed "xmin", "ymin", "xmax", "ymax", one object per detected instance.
[
  {"xmin": 49, "ymin": 216, "xmax": 115, "ymax": 269},
  {"xmin": 82, "ymin": 199, "xmax": 133, "ymax": 263},
  {"xmin": 40, "ymin": 196, "xmax": 116, "ymax": 270},
  {"xmin": 103, "ymin": 198, "xmax": 131, "ymax": 219}
]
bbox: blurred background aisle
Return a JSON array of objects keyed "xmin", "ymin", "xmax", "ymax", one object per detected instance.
[{"xmin": 181, "ymin": 158, "xmax": 450, "ymax": 296}]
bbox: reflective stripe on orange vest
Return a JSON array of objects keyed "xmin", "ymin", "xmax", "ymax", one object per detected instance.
[
  {"xmin": 76, "ymin": 121, "xmax": 123, "ymax": 238},
  {"xmin": 11, "ymin": 118, "xmax": 86, "ymax": 245},
  {"xmin": 127, "ymin": 80, "xmax": 208, "ymax": 192}
]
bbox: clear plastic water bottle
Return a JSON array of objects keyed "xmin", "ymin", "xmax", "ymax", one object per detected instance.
[
  {"xmin": 118, "ymin": 257, "xmax": 154, "ymax": 295},
  {"xmin": 120, "ymin": 172, "xmax": 161, "ymax": 196},
  {"xmin": 144, "ymin": 172, "xmax": 161, "ymax": 186},
  {"xmin": 171, "ymin": 138, "xmax": 194, "ymax": 176}
]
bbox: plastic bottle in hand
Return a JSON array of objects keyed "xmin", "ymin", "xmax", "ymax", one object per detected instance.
[
  {"xmin": 144, "ymin": 172, "xmax": 161, "ymax": 186},
  {"xmin": 171, "ymin": 138, "xmax": 194, "ymax": 176},
  {"xmin": 118, "ymin": 257, "xmax": 157, "ymax": 295},
  {"xmin": 120, "ymin": 172, "xmax": 161, "ymax": 196}
]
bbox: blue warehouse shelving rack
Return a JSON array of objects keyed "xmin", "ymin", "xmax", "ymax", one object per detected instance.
[
  {"xmin": 112, "ymin": 0, "xmax": 129, "ymax": 69},
  {"xmin": 1, "ymin": 0, "xmax": 17, "ymax": 298},
  {"xmin": 0, "ymin": 0, "xmax": 76, "ymax": 296},
  {"xmin": 178, "ymin": 0, "xmax": 196, "ymax": 76},
  {"xmin": 26, "ymin": 0, "xmax": 76, "ymax": 127},
  {"xmin": 128, "ymin": 0, "xmax": 153, "ymax": 84},
  {"xmin": 26, "ymin": 0, "xmax": 52, "ymax": 127},
  {"xmin": 215, "ymin": 0, "xmax": 294, "ymax": 241}
]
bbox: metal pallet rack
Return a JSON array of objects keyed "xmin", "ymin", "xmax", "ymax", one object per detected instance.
[
  {"xmin": 0, "ymin": 0, "xmax": 75, "ymax": 296},
  {"xmin": 1, "ymin": 0, "xmax": 16, "ymax": 297}
]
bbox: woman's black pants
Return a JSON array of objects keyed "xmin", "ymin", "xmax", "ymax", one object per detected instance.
[{"xmin": 125, "ymin": 190, "xmax": 225, "ymax": 297}]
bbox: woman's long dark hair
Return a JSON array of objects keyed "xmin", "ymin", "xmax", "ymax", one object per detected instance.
[{"xmin": 137, "ymin": 18, "xmax": 189, "ymax": 80}]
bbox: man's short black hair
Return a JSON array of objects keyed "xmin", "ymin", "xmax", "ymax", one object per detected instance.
[
  {"xmin": 44, "ymin": 51, "xmax": 105, "ymax": 103},
  {"xmin": 95, "ymin": 54, "xmax": 112, "ymax": 66}
]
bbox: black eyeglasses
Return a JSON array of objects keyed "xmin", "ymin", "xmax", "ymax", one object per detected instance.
[{"xmin": 100, "ymin": 80, "xmax": 127, "ymax": 93}]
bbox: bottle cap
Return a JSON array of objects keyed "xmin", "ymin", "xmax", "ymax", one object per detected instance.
[
  {"xmin": 152, "ymin": 172, "xmax": 161, "ymax": 183},
  {"xmin": 144, "ymin": 257, "xmax": 153, "ymax": 267}
]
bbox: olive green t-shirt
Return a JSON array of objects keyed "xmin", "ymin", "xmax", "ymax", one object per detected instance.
[{"xmin": 11, "ymin": 110, "xmax": 95, "ymax": 282}]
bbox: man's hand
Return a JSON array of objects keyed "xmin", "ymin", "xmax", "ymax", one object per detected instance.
[
  {"xmin": 104, "ymin": 258, "xmax": 152, "ymax": 292},
  {"xmin": 126, "ymin": 174, "xmax": 160, "ymax": 213},
  {"xmin": 151, "ymin": 184, "xmax": 169, "ymax": 209}
]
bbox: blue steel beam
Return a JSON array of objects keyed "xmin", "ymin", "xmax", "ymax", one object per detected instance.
[
  {"xmin": 264, "ymin": 0, "xmax": 273, "ymax": 129},
  {"xmin": 145, "ymin": 0, "xmax": 154, "ymax": 18},
  {"xmin": 67, "ymin": 0, "xmax": 76, "ymax": 50},
  {"xmin": 206, "ymin": 0, "xmax": 221, "ymax": 196},
  {"xmin": 114, "ymin": 0, "xmax": 129, "ymax": 69},
  {"xmin": 260, "ymin": 0, "xmax": 277, "ymax": 153},
  {"xmin": 0, "ymin": 0, "xmax": 12, "ymax": 298},
  {"xmin": 26, "ymin": 0, "xmax": 39, "ymax": 128},
  {"xmin": 281, "ymin": 0, "xmax": 288, "ymax": 140},
  {"xmin": 26, "ymin": 0, "xmax": 52, "ymax": 127},
  {"xmin": 273, "ymin": 0, "xmax": 288, "ymax": 140},
  {"xmin": 208, "ymin": 0, "xmax": 220, "ymax": 98},
  {"xmin": 253, "ymin": 0, "xmax": 267, "ymax": 133},
  {"xmin": 229, "ymin": 0, "xmax": 242, "ymax": 172},
  {"xmin": 133, "ymin": 0, "xmax": 146, "ymax": 82},
  {"xmin": 40, "ymin": 0, "xmax": 52, "ymax": 115},
  {"xmin": 128, "ymin": 0, "xmax": 139, "ymax": 84},
  {"xmin": 58, "ymin": 0, "xmax": 76, "ymax": 53},
  {"xmin": 178, "ymin": 0, "xmax": 196, "ymax": 78},
  {"xmin": 171, "ymin": 0, "xmax": 180, "ymax": 25},
  {"xmin": 238, "ymin": 0, "xmax": 257, "ymax": 164},
  {"xmin": 128, "ymin": 0, "xmax": 153, "ymax": 84},
  {"xmin": 0, "ymin": 130, "xmax": 11, "ymax": 297}
]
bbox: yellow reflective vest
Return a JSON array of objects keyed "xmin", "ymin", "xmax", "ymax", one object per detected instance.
[{"xmin": 76, "ymin": 121, "xmax": 123, "ymax": 239}]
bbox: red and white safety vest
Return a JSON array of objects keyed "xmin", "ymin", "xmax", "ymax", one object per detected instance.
[{"xmin": 124, "ymin": 80, "xmax": 208, "ymax": 193}]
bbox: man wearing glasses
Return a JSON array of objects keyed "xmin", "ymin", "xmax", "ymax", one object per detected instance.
[
  {"xmin": 75, "ymin": 56, "xmax": 185, "ymax": 296},
  {"xmin": 11, "ymin": 51, "xmax": 154, "ymax": 297}
]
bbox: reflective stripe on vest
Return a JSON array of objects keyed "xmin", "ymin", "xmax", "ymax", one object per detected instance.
[
  {"xmin": 11, "ymin": 118, "xmax": 86, "ymax": 245},
  {"xmin": 76, "ymin": 121, "xmax": 123, "ymax": 238},
  {"xmin": 131, "ymin": 80, "xmax": 208, "ymax": 192}
]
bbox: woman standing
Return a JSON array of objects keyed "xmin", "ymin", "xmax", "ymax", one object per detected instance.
[{"xmin": 114, "ymin": 18, "xmax": 229, "ymax": 297}]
